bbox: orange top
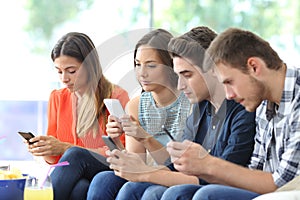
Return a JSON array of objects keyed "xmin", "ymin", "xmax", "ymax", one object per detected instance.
[{"xmin": 46, "ymin": 85, "xmax": 129, "ymax": 163}]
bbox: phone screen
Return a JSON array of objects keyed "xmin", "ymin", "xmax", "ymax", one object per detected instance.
[
  {"xmin": 102, "ymin": 136, "xmax": 119, "ymax": 151},
  {"xmin": 104, "ymin": 99, "xmax": 125, "ymax": 118},
  {"xmin": 18, "ymin": 131, "xmax": 36, "ymax": 144}
]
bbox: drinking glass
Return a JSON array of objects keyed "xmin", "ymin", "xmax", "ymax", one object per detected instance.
[{"xmin": 24, "ymin": 175, "xmax": 53, "ymax": 200}]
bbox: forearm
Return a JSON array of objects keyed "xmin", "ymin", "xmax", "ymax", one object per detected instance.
[
  {"xmin": 41, "ymin": 141, "xmax": 73, "ymax": 164},
  {"xmin": 203, "ymin": 156, "xmax": 277, "ymax": 194},
  {"xmin": 141, "ymin": 137, "xmax": 169, "ymax": 165},
  {"xmin": 140, "ymin": 167, "xmax": 199, "ymax": 187}
]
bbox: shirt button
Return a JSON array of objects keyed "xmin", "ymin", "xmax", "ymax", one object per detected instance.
[{"xmin": 212, "ymin": 125, "xmax": 216, "ymax": 130}]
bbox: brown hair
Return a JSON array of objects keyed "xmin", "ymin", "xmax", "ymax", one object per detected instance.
[
  {"xmin": 168, "ymin": 26, "xmax": 217, "ymax": 71},
  {"xmin": 203, "ymin": 27, "xmax": 283, "ymax": 73},
  {"xmin": 134, "ymin": 29, "xmax": 177, "ymax": 88},
  {"xmin": 51, "ymin": 32, "xmax": 113, "ymax": 136}
]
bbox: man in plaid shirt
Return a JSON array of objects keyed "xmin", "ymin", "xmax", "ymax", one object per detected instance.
[{"xmin": 165, "ymin": 27, "xmax": 300, "ymax": 200}]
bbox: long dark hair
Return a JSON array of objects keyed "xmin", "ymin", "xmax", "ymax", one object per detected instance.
[
  {"xmin": 51, "ymin": 32, "xmax": 113, "ymax": 136},
  {"xmin": 134, "ymin": 29, "xmax": 177, "ymax": 89}
]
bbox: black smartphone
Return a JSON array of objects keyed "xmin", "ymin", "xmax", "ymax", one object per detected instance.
[
  {"xmin": 102, "ymin": 136, "xmax": 119, "ymax": 151},
  {"xmin": 162, "ymin": 126, "xmax": 176, "ymax": 141},
  {"xmin": 18, "ymin": 131, "xmax": 36, "ymax": 144}
]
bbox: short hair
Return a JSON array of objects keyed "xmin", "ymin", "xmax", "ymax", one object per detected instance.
[
  {"xmin": 168, "ymin": 26, "xmax": 217, "ymax": 71},
  {"xmin": 203, "ymin": 27, "xmax": 283, "ymax": 73}
]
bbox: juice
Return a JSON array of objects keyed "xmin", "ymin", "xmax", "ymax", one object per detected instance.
[{"xmin": 24, "ymin": 187, "xmax": 53, "ymax": 200}]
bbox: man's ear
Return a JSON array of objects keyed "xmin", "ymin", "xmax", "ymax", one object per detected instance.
[{"xmin": 247, "ymin": 57, "xmax": 262, "ymax": 76}]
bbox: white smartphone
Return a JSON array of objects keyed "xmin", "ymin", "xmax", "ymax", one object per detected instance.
[{"xmin": 104, "ymin": 99, "xmax": 125, "ymax": 118}]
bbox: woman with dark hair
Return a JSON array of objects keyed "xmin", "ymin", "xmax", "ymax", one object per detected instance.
[
  {"xmin": 26, "ymin": 32, "xmax": 129, "ymax": 199},
  {"xmin": 86, "ymin": 28, "xmax": 191, "ymax": 200},
  {"xmin": 120, "ymin": 28, "xmax": 190, "ymax": 159}
]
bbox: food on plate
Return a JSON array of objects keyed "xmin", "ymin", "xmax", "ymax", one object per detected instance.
[{"xmin": 0, "ymin": 168, "xmax": 23, "ymax": 180}]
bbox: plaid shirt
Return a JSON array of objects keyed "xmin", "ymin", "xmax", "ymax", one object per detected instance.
[{"xmin": 248, "ymin": 65, "xmax": 300, "ymax": 187}]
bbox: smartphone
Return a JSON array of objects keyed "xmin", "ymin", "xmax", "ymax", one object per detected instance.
[
  {"xmin": 104, "ymin": 99, "xmax": 125, "ymax": 118},
  {"xmin": 18, "ymin": 131, "xmax": 36, "ymax": 144},
  {"xmin": 102, "ymin": 135, "xmax": 119, "ymax": 151},
  {"xmin": 162, "ymin": 126, "xmax": 176, "ymax": 141}
]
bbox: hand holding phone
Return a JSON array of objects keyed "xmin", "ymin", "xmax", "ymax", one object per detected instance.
[{"xmin": 18, "ymin": 131, "xmax": 37, "ymax": 144}]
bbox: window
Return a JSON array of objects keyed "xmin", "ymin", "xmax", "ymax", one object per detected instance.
[{"xmin": 1, "ymin": 0, "xmax": 299, "ymax": 161}]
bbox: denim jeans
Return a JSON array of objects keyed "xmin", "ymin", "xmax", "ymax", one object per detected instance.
[
  {"xmin": 141, "ymin": 184, "xmax": 168, "ymax": 200},
  {"xmin": 161, "ymin": 184, "xmax": 260, "ymax": 200},
  {"xmin": 87, "ymin": 171, "xmax": 127, "ymax": 200},
  {"xmin": 116, "ymin": 182, "xmax": 167, "ymax": 200},
  {"xmin": 161, "ymin": 184, "xmax": 201, "ymax": 200},
  {"xmin": 50, "ymin": 147, "xmax": 110, "ymax": 200},
  {"xmin": 192, "ymin": 184, "xmax": 260, "ymax": 200}
]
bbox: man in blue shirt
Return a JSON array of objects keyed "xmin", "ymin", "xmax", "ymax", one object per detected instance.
[
  {"xmin": 166, "ymin": 28, "xmax": 300, "ymax": 199},
  {"xmin": 86, "ymin": 26, "xmax": 256, "ymax": 200}
]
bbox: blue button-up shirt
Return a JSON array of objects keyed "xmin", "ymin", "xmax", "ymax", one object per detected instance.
[{"xmin": 184, "ymin": 99, "xmax": 256, "ymax": 167}]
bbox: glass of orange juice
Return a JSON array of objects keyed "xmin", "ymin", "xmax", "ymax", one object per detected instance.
[{"xmin": 24, "ymin": 175, "xmax": 53, "ymax": 200}]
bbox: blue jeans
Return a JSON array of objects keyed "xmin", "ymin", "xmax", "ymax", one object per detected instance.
[
  {"xmin": 116, "ymin": 182, "xmax": 167, "ymax": 200},
  {"xmin": 161, "ymin": 184, "xmax": 260, "ymax": 200},
  {"xmin": 161, "ymin": 184, "xmax": 201, "ymax": 200},
  {"xmin": 50, "ymin": 147, "xmax": 110, "ymax": 200},
  {"xmin": 87, "ymin": 171, "xmax": 127, "ymax": 200},
  {"xmin": 192, "ymin": 184, "xmax": 260, "ymax": 200}
]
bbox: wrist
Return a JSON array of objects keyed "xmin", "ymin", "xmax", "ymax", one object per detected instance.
[
  {"xmin": 200, "ymin": 155, "xmax": 219, "ymax": 182},
  {"xmin": 63, "ymin": 142, "xmax": 73, "ymax": 153},
  {"xmin": 138, "ymin": 166, "xmax": 157, "ymax": 182}
]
